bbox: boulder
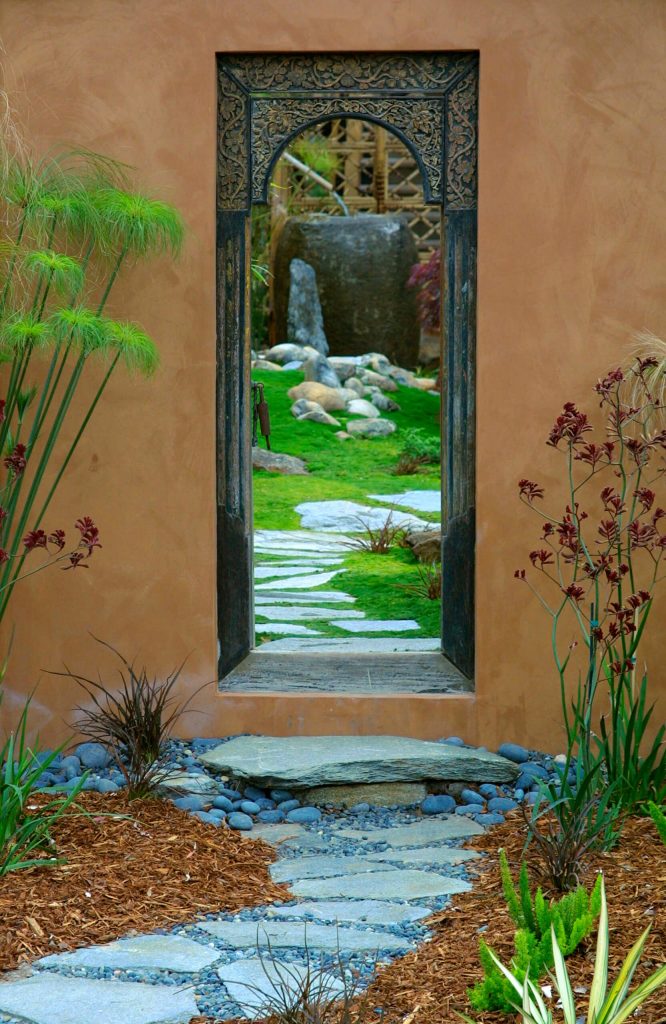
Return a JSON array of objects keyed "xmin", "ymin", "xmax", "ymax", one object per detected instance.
[
  {"xmin": 286, "ymin": 258, "xmax": 329, "ymax": 355},
  {"xmin": 199, "ymin": 735, "xmax": 519, "ymax": 787},
  {"xmin": 252, "ymin": 359, "xmax": 282, "ymax": 371},
  {"xmin": 347, "ymin": 398, "xmax": 381, "ymax": 417},
  {"xmin": 264, "ymin": 343, "xmax": 316, "ymax": 365},
  {"xmin": 366, "ymin": 388, "xmax": 401, "ymax": 412},
  {"xmin": 347, "ymin": 418, "xmax": 396, "ymax": 438},
  {"xmin": 252, "ymin": 448, "xmax": 308, "ymax": 475},
  {"xmin": 288, "ymin": 382, "xmax": 347, "ymax": 411},
  {"xmin": 299, "ymin": 408, "xmax": 341, "ymax": 427},
  {"xmin": 274, "ymin": 215, "xmax": 420, "ymax": 364},
  {"xmin": 405, "ymin": 529, "xmax": 442, "ymax": 564},
  {"xmin": 290, "ymin": 398, "xmax": 321, "ymax": 418},
  {"xmin": 327, "ymin": 359, "xmax": 360, "ymax": 382},
  {"xmin": 303, "ymin": 353, "xmax": 341, "ymax": 388},
  {"xmin": 359, "ymin": 370, "xmax": 398, "ymax": 392},
  {"xmin": 344, "ymin": 377, "xmax": 365, "ymax": 396}
]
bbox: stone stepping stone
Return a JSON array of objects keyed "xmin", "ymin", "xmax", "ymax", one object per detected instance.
[
  {"xmin": 368, "ymin": 490, "xmax": 441, "ymax": 514},
  {"xmin": 270, "ymin": 854, "xmax": 398, "ymax": 883},
  {"xmin": 255, "ymin": 557, "xmax": 345, "ymax": 566},
  {"xmin": 294, "ymin": 500, "xmax": 430, "ymax": 533},
  {"xmin": 255, "ymin": 622, "xmax": 322, "ymax": 636},
  {"xmin": 200, "ymin": 919, "xmax": 410, "ymax": 952},
  {"xmin": 291, "ymin": 869, "xmax": 471, "ymax": 901},
  {"xmin": 254, "ymin": 591, "xmax": 355, "ymax": 604},
  {"xmin": 364, "ymin": 846, "xmax": 480, "ymax": 867},
  {"xmin": 217, "ymin": 958, "xmax": 345, "ymax": 1017},
  {"xmin": 255, "ymin": 570, "xmax": 344, "ymax": 591},
  {"xmin": 254, "ymin": 606, "xmax": 366, "ymax": 621},
  {"xmin": 37, "ymin": 933, "xmax": 219, "ymax": 973},
  {"xmin": 255, "ymin": 637, "xmax": 440, "ymax": 652},
  {"xmin": 251, "ymin": 823, "xmax": 330, "ymax": 852},
  {"xmin": 330, "ymin": 618, "xmax": 420, "ymax": 633},
  {"xmin": 0, "ymin": 974, "xmax": 197, "ymax": 1024},
  {"xmin": 255, "ymin": 565, "xmax": 340, "ymax": 579},
  {"xmin": 200, "ymin": 735, "xmax": 518, "ymax": 786},
  {"xmin": 338, "ymin": 817, "xmax": 484, "ymax": 846},
  {"xmin": 256, "ymin": 529, "xmax": 351, "ymax": 548},
  {"xmin": 265, "ymin": 900, "xmax": 430, "ymax": 926}
]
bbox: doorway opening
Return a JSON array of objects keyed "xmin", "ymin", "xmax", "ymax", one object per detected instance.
[{"xmin": 216, "ymin": 53, "xmax": 478, "ymax": 693}]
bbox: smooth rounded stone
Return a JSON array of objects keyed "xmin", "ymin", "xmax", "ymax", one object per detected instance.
[
  {"xmin": 347, "ymin": 398, "xmax": 381, "ymax": 417},
  {"xmin": 34, "ymin": 771, "xmax": 56, "ymax": 789},
  {"xmin": 347, "ymin": 416, "xmax": 396, "ymax": 438},
  {"xmin": 285, "ymin": 257, "xmax": 329, "ymax": 355},
  {"xmin": 455, "ymin": 804, "xmax": 481, "ymax": 815},
  {"xmin": 461, "ymin": 788, "xmax": 485, "ymax": 805},
  {"xmin": 278, "ymin": 799, "xmax": 301, "ymax": 812},
  {"xmin": 74, "ymin": 742, "xmax": 111, "ymax": 769},
  {"xmin": 207, "ymin": 808, "xmax": 227, "ymax": 822},
  {"xmin": 479, "ymin": 783, "xmax": 498, "ymax": 798},
  {"xmin": 64, "ymin": 764, "xmax": 81, "ymax": 781},
  {"xmin": 0, "ymin": 973, "xmax": 198, "ymax": 1024},
  {"xmin": 61, "ymin": 754, "xmax": 81, "ymax": 773},
  {"xmin": 264, "ymin": 342, "xmax": 311, "ymax": 364},
  {"xmin": 488, "ymin": 796, "xmax": 518, "ymax": 812},
  {"xmin": 291, "ymin": 397, "xmax": 324, "ymax": 418},
  {"xmin": 440, "ymin": 736, "xmax": 466, "ymax": 747},
  {"xmin": 257, "ymin": 809, "xmax": 285, "ymax": 823},
  {"xmin": 97, "ymin": 779, "xmax": 119, "ymax": 794},
  {"xmin": 497, "ymin": 742, "xmax": 530, "ymax": 764},
  {"xmin": 212, "ymin": 795, "xmax": 234, "ymax": 812},
  {"xmin": 514, "ymin": 788, "xmax": 525, "ymax": 801},
  {"xmin": 554, "ymin": 753, "xmax": 568, "ymax": 765},
  {"xmin": 255, "ymin": 797, "xmax": 276, "ymax": 809},
  {"xmin": 521, "ymin": 761, "xmax": 550, "ymax": 780},
  {"xmin": 288, "ymin": 381, "xmax": 347, "ymax": 411},
  {"xmin": 200, "ymin": 735, "xmax": 519, "ymax": 787},
  {"xmin": 286, "ymin": 806, "xmax": 321, "ymax": 824},
  {"xmin": 274, "ymin": 214, "xmax": 420, "ymax": 364},
  {"xmin": 270, "ymin": 788, "xmax": 293, "ymax": 803},
  {"xmin": 217, "ymin": 959, "xmax": 345, "ymax": 1015},
  {"xmin": 218, "ymin": 786, "xmax": 242, "ymax": 800},
  {"xmin": 525, "ymin": 791, "xmax": 539, "ymax": 805},
  {"xmin": 252, "ymin": 359, "xmax": 281, "ymax": 370},
  {"xmin": 352, "ymin": 802, "xmax": 371, "ymax": 813},
  {"xmin": 291, "ymin": 868, "xmax": 471, "ymax": 902},
  {"xmin": 305, "ymin": 781, "xmax": 427, "ymax": 809},
  {"xmin": 303, "ymin": 352, "xmax": 340, "ymax": 388},
  {"xmin": 202, "ymin": 918, "xmax": 409, "ymax": 952},
  {"xmin": 283, "ymin": 359, "xmax": 304, "ymax": 370},
  {"xmin": 266, "ymin": 899, "xmax": 430, "ymax": 926},
  {"xmin": 82, "ymin": 777, "xmax": 101, "ymax": 791},
  {"xmin": 193, "ymin": 810, "xmax": 222, "ymax": 827},
  {"xmin": 37, "ymin": 932, "xmax": 220, "ymax": 973},
  {"xmin": 475, "ymin": 812, "xmax": 505, "ymax": 826},
  {"xmin": 228, "ymin": 811, "xmax": 254, "ymax": 831},
  {"xmin": 366, "ymin": 388, "xmax": 401, "ymax": 412},
  {"xmin": 360, "ymin": 368, "xmax": 399, "ymax": 391},
  {"xmin": 344, "ymin": 376, "xmax": 365, "ymax": 396},
  {"xmin": 243, "ymin": 784, "xmax": 267, "ymax": 801},
  {"xmin": 516, "ymin": 773, "xmax": 539, "ymax": 792},
  {"xmin": 335, "ymin": 430, "xmax": 352, "ymax": 440},
  {"xmin": 252, "ymin": 447, "xmax": 309, "ymax": 475},
  {"xmin": 298, "ymin": 407, "xmax": 341, "ymax": 427},
  {"xmin": 421, "ymin": 794, "xmax": 456, "ymax": 815},
  {"xmin": 240, "ymin": 800, "xmax": 261, "ymax": 815}
]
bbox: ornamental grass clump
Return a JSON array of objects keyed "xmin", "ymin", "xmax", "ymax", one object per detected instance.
[
  {"xmin": 469, "ymin": 850, "xmax": 602, "ymax": 1013},
  {"xmin": 515, "ymin": 356, "xmax": 666, "ymax": 847}
]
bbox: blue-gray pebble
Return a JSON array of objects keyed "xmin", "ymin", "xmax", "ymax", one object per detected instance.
[
  {"xmin": 497, "ymin": 742, "xmax": 529, "ymax": 763},
  {"xmin": 479, "ymin": 784, "xmax": 498, "ymax": 798},
  {"xmin": 193, "ymin": 810, "xmax": 222, "ymax": 827},
  {"xmin": 74, "ymin": 742, "xmax": 111, "ymax": 769},
  {"xmin": 421, "ymin": 794, "xmax": 456, "ymax": 815},
  {"xmin": 258, "ymin": 809, "xmax": 285, "ymax": 823},
  {"xmin": 488, "ymin": 797, "xmax": 517, "ymax": 812},
  {"xmin": 270, "ymin": 789, "xmax": 293, "ymax": 803},
  {"xmin": 212, "ymin": 795, "xmax": 234, "ymax": 812},
  {"xmin": 278, "ymin": 799, "xmax": 300, "ymax": 812},
  {"xmin": 475, "ymin": 812, "xmax": 505, "ymax": 826},
  {"xmin": 173, "ymin": 795, "xmax": 207, "ymax": 812},
  {"xmin": 286, "ymin": 806, "xmax": 321, "ymax": 824},
  {"xmin": 228, "ymin": 811, "xmax": 254, "ymax": 831},
  {"xmin": 243, "ymin": 785, "xmax": 267, "ymax": 802},
  {"xmin": 461, "ymin": 788, "xmax": 485, "ymax": 805}
]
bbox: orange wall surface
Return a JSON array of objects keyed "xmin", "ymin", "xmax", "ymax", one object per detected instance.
[{"xmin": 0, "ymin": 0, "xmax": 664, "ymax": 752}]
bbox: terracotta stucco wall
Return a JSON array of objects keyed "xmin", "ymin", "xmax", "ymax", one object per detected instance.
[{"xmin": 0, "ymin": 0, "xmax": 664, "ymax": 751}]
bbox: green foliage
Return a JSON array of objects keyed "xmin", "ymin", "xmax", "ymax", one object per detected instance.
[
  {"xmin": 0, "ymin": 695, "xmax": 85, "ymax": 875},
  {"xmin": 648, "ymin": 801, "xmax": 666, "ymax": 845},
  {"xmin": 393, "ymin": 427, "xmax": 440, "ymax": 474},
  {"xmin": 291, "ymin": 133, "xmax": 339, "ymax": 181},
  {"xmin": 473, "ymin": 876, "xmax": 666, "ymax": 1024},
  {"xmin": 468, "ymin": 852, "xmax": 602, "ymax": 1014}
]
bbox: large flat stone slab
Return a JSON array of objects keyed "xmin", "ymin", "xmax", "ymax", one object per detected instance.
[
  {"xmin": 291, "ymin": 869, "xmax": 471, "ymax": 901},
  {"xmin": 254, "ymin": 591, "xmax": 355, "ymax": 604},
  {"xmin": 249, "ymin": 637, "xmax": 441, "ymax": 652},
  {"xmin": 255, "ymin": 622, "xmax": 322, "ymax": 636},
  {"xmin": 270, "ymin": 855, "xmax": 397, "ymax": 883},
  {"xmin": 368, "ymin": 490, "xmax": 441, "ymax": 514},
  {"xmin": 265, "ymin": 900, "xmax": 430, "ymax": 926},
  {"xmin": 329, "ymin": 619, "xmax": 420, "ymax": 632},
  {"xmin": 255, "ymin": 570, "xmax": 344, "ymax": 591},
  {"xmin": 255, "ymin": 605, "xmax": 366, "ymax": 621},
  {"xmin": 307, "ymin": 781, "xmax": 426, "ymax": 807},
  {"xmin": 364, "ymin": 845, "xmax": 480, "ymax": 867},
  {"xmin": 200, "ymin": 736, "xmax": 518, "ymax": 787},
  {"xmin": 295, "ymin": 500, "xmax": 429, "ymax": 533},
  {"xmin": 251, "ymin": 824, "xmax": 330, "ymax": 852},
  {"xmin": 0, "ymin": 974, "xmax": 198, "ymax": 1024},
  {"xmin": 338, "ymin": 817, "xmax": 484, "ymax": 846},
  {"xmin": 255, "ymin": 565, "xmax": 340, "ymax": 579},
  {"xmin": 217, "ymin": 959, "xmax": 345, "ymax": 1017},
  {"xmin": 200, "ymin": 919, "xmax": 409, "ymax": 952},
  {"xmin": 37, "ymin": 933, "xmax": 219, "ymax": 972}
]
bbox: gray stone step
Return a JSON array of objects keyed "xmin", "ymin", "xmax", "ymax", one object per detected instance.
[
  {"xmin": 364, "ymin": 845, "xmax": 480, "ymax": 867},
  {"xmin": 254, "ymin": 591, "xmax": 355, "ymax": 604},
  {"xmin": 291, "ymin": 869, "xmax": 471, "ymax": 901},
  {"xmin": 255, "ymin": 623, "xmax": 322, "ymax": 636},
  {"xmin": 338, "ymin": 818, "xmax": 484, "ymax": 846},
  {"xmin": 217, "ymin": 959, "xmax": 345, "ymax": 1018},
  {"xmin": 200, "ymin": 919, "xmax": 410, "ymax": 952},
  {"xmin": 200, "ymin": 735, "xmax": 518, "ymax": 787},
  {"xmin": 255, "ymin": 570, "xmax": 345, "ymax": 591},
  {"xmin": 249, "ymin": 637, "xmax": 441, "ymax": 652},
  {"xmin": 270, "ymin": 854, "xmax": 399, "ymax": 883},
  {"xmin": 328, "ymin": 618, "xmax": 420, "ymax": 632},
  {"xmin": 255, "ymin": 605, "xmax": 366, "ymax": 621},
  {"xmin": 37, "ymin": 933, "xmax": 219, "ymax": 972},
  {"xmin": 264, "ymin": 900, "xmax": 430, "ymax": 926}
]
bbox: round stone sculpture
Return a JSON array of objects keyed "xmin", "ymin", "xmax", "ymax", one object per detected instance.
[{"xmin": 274, "ymin": 214, "xmax": 420, "ymax": 365}]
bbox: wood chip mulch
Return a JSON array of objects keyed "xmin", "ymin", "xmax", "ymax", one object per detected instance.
[{"xmin": 0, "ymin": 792, "xmax": 289, "ymax": 973}]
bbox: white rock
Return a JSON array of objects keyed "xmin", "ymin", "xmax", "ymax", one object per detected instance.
[
  {"xmin": 347, "ymin": 417, "xmax": 396, "ymax": 438},
  {"xmin": 346, "ymin": 398, "xmax": 381, "ymax": 417}
]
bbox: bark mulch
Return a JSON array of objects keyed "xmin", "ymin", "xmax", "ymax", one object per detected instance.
[{"xmin": 0, "ymin": 792, "xmax": 289, "ymax": 973}]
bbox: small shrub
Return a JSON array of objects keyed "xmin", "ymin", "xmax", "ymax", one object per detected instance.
[
  {"xmin": 347, "ymin": 511, "xmax": 405, "ymax": 555},
  {"xmin": 393, "ymin": 428, "xmax": 440, "ymax": 475},
  {"xmin": 407, "ymin": 249, "xmax": 441, "ymax": 332},
  {"xmin": 0, "ymin": 697, "xmax": 84, "ymax": 875},
  {"xmin": 52, "ymin": 638, "xmax": 208, "ymax": 799},
  {"xmin": 470, "ymin": 876, "xmax": 666, "ymax": 1024},
  {"xmin": 648, "ymin": 801, "xmax": 666, "ymax": 845},
  {"xmin": 468, "ymin": 850, "xmax": 602, "ymax": 1014},
  {"xmin": 397, "ymin": 562, "xmax": 442, "ymax": 600}
]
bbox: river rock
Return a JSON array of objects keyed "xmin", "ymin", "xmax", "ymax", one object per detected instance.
[
  {"xmin": 199, "ymin": 735, "xmax": 520, "ymax": 787},
  {"xmin": 288, "ymin": 382, "xmax": 347, "ymax": 411},
  {"xmin": 286, "ymin": 258, "xmax": 329, "ymax": 354},
  {"xmin": 347, "ymin": 418, "xmax": 396, "ymax": 438},
  {"xmin": 359, "ymin": 369, "xmax": 399, "ymax": 392},
  {"xmin": 298, "ymin": 408, "xmax": 341, "ymax": 427},
  {"xmin": 366, "ymin": 387, "xmax": 401, "ymax": 411},
  {"xmin": 252, "ymin": 359, "xmax": 282, "ymax": 371},
  {"xmin": 252, "ymin": 448, "xmax": 309, "ymax": 475},
  {"xmin": 303, "ymin": 353, "xmax": 340, "ymax": 388},
  {"xmin": 327, "ymin": 359, "xmax": 360, "ymax": 382},
  {"xmin": 347, "ymin": 398, "xmax": 381, "ymax": 418},
  {"xmin": 274, "ymin": 215, "xmax": 419, "ymax": 364},
  {"xmin": 344, "ymin": 377, "xmax": 365, "ymax": 396},
  {"xmin": 265, "ymin": 343, "xmax": 317, "ymax": 365},
  {"xmin": 405, "ymin": 529, "xmax": 442, "ymax": 563}
]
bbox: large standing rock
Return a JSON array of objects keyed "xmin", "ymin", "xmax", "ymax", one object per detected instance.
[
  {"xmin": 287, "ymin": 259, "xmax": 329, "ymax": 355},
  {"xmin": 288, "ymin": 382, "xmax": 347, "ymax": 411},
  {"xmin": 303, "ymin": 352, "xmax": 341, "ymax": 388},
  {"xmin": 199, "ymin": 735, "xmax": 519, "ymax": 787},
  {"xmin": 275, "ymin": 215, "xmax": 420, "ymax": 365}
]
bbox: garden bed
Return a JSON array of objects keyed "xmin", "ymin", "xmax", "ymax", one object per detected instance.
[{"xmin": 0, "ymin": 792, "xmax": 288, "ymax": 973}]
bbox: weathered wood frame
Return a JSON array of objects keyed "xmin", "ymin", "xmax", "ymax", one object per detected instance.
[{"xmin": 216, "ymin": 52, "xmax": 478, "ymax": 687}]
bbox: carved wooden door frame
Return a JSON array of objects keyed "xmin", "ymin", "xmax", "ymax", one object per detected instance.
[{"xmin": 216, "ymin": 52, "xmax": 478, "ymax": 685}]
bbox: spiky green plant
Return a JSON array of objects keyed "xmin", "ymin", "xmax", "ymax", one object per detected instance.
[
  {"xmin": 0, "ymin": 146, "xmax": 183, "ymax": 623},
  {"xmin": 647, "ymin": 801, "xmax": 666, "ymax": 845}
]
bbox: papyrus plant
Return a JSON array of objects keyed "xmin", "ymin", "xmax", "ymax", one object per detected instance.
[
  {"xmin": 515, "ymin": 358, "xmax": 665, "ymax": 812},
  {"xmin": 0, "ymin": 149, "xmax": 183, "ymax": 625}
]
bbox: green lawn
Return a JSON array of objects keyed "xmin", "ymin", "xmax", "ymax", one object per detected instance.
[{"xmin": 252, "ymin": 367, "xmax": 442, "ymax": 639}]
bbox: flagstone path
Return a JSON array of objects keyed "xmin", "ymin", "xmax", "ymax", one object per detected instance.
[
  {"xmin": 0, "ymin": 811, "xmax": 484, "ymax": 1024},
  {"xmin": 254, "ymin": 491, "xmax": 440, "ymax": 652}
]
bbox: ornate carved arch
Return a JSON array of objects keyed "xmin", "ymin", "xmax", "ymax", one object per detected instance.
[{"xmin": 216, "ymin": 53, "xmax": 478, "ymax": 687}]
